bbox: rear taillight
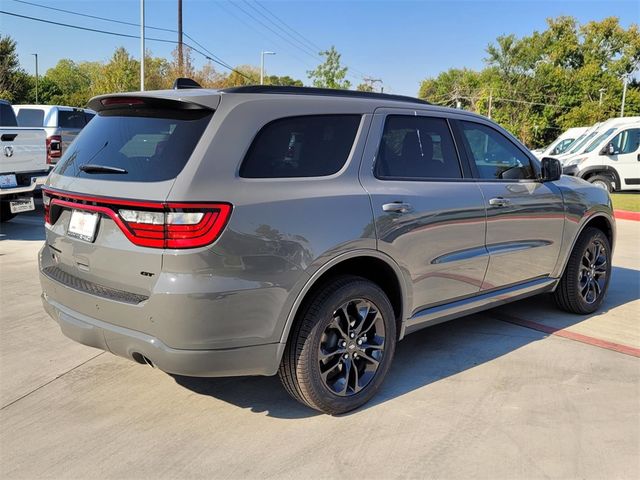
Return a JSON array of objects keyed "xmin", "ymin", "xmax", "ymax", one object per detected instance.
[
  {"xmin": 46, "ymin": 135, "xmax": 62, "ymax": 164},
  {"xmin": 43, "ymin": 191, "xmax": 51, "ymax": 225},
  {"xmin": 42, "ymin": 189, "xmax": 232, "ymax": 249}
]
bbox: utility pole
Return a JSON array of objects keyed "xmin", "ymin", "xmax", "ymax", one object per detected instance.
[
  {"xmin": 363, "ymin": 77, "xmax": 383, "ymax": 93},
  {"xmin": 177, "ymin": 0, "xmax": 183, "ymax": 77},
  {"xmin": 260, "ymin": 51, "xmax": 275, "ymax": 85},
  {"xmin": 32, "ymin": 53, "xmax": 38, "ymax": 103},
  {"xmin": 488, "ymin": 89, "xmax": 493, "ymax": 119},
  {"xmin": 620, "ymin": 74, "xmax": 629, "ymax": 117},
  {"xmin": 140, "ymin": 0, "xmax": 145, "ymax": 91}
]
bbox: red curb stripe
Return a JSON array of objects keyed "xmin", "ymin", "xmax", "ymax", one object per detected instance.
[
  {"xmin": 494, "ymin": 313, "xmax": 640, "ymax": 358},
  {"xmin": 614, "ymin": 209, "xmax": 640, "ymax": 221}
]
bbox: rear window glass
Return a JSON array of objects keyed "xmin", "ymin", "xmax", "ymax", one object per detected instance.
[
  {"xmin": 58, "ymin": 110, "xmax": 87, "ymax": 128},
  {"xmin": 0, "ymin": 103, "xmax": 17, "ymax": 127},
  {"xmin": 54, "ymin": 109, "xmax": 213, "ymax": 182},
  {"xmin": 17, "ymin": 108, "xmax": 45, "ymax": 127},
  {"xmin": 240, "ymin": 115, "xmax": 361, "ymax": 178}
]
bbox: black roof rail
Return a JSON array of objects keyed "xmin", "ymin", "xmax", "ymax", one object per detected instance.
[
  {"xmin": 218, "ymin": 85, "xmax": 430, "ymax": 105},
  {"xmin": 173, "ymin": 78, "xmax": 202, "ymax": 90}
]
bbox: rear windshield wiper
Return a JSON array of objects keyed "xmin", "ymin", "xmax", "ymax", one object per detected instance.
[{"xmin": 79, "ymin": 164, "xmax": 128, "ymax": 174}]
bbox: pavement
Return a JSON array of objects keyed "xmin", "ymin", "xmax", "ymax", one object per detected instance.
[{"xmin": 1, "ymin": 207, "xmax": 638, "ymax": 480}]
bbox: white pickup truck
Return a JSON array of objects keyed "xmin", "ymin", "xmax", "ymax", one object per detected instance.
[{"xmin": 0, "ymin": 99, "xmax": 50, "ymax": 222}]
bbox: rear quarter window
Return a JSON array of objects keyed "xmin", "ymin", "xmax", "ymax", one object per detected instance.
[
  {"xmin": 0, "ymin": 103, "xmax": 17, "ymax": 127},
  {"xmin": 240, "ymin": 115, "xmax": 361, "ymax": 178}
]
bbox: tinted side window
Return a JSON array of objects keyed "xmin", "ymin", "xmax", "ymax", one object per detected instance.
[
  {"xmin": 58, "ymin": 110, "xmax": 87, "ymax": 128},
  {"xmin": 240, "ymin": 115, "xmax": 361, "ymax": 178},
  {"xmin": 17, "ymin": 108, "xmax": 45, "ymax": 127},
  {"xmin": 0, "ymin": 103, "xmax": 17, "ymax": 127},
  {"xmin": 376, "ymin": 116, "xmax": 461, "ymax": 179},
  {"xmin": 84, "ymin": 112, "xmax": 95, "ymax": 124},
  {"xmin": 611, "ymin": 128, "xmax": 640, "ymax": 154},
  {"xmin": 551, "ymin": 138, "xmax": 574, "ymax": 155},
  {"xmin": 460, "ymin": 121, "xmax": 534, "ymax": 180}
]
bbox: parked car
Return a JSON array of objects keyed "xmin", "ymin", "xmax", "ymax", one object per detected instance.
[
  {"xmin": 39, "ymin": 85, "xmax": 615, "ymax": 414},
  {"xmin": 13, "ymin": 105, "xmax": 95, "ymax": 165},
  {"xmin": 531, "ymin": 126, "xmax": 588, "ymax": 159},
  {"xmin": 560, "ymin": 117, "xmax": 640, "ymax": 192},
  {"xmin": 0, "ymin": 99, "xmax": 49, "ymax": 221}
]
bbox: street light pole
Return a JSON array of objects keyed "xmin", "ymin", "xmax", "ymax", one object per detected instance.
[
  {"xmin": 620, "ymin": 74, "xmax": 629, "ymax": 117},
  {"xmin": 140, "ymin": 0, "xmax": 145, "ymax": 91},
  {"xmin": 260, "ymin": 51, "xmax": 275, "ymax": 85},
  {"xmin": 32, "ymin": 53, "xmax": 38, "ymax": 103}
]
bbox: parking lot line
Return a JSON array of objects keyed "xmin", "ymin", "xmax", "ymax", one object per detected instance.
[{"xmin": 494, "ymin": 312, "xmax": 640, "ymax": 358}]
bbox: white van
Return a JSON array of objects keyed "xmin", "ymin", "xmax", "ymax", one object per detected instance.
[
  {"xmin": 532, "ymin": 126, "xmax": 588, "ymax": 159},
  {"xmin": 562, "ymin": 117, "xmax": 640, "ymax": 192}
]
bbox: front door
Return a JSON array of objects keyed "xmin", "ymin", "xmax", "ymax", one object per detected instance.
[
  {"xmin": 607, "ymin": 127, "xmax": 640, "ymax": 189},
  {"xmin": 360, "ymin": 110, "xmax": 488, "ymax": 315},
  {"xmin": 453, "ymin": 119, "xmax": 565, "ymax": 290}
]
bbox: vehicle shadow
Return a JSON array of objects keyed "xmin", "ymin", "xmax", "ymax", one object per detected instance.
[
  {"xmin": 173, "ymin": 264, "xmax": 638, "ymax": 419},
  {"xmin": 0, "ymin": 205, "xmax": 46, "ymax": 243}
]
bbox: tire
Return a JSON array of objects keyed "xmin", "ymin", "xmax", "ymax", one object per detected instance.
[
  {"xmin": 0, "ymin": 202, "xmax": 16, "ymax": 223},
  {"xmin": 588, "ymin": 175, "xmax": 614, "ymax": 193},
  {"xmin": 278, "ymin": 275, "xmax": 397, "ymax": 415},
  {"xmin": 554, "ymin": 227, "xmax": 611, "ymax": 314}
]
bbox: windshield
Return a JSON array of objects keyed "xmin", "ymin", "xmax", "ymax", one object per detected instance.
[
  {"xmin": 567, "ymin": 131, "xmax": 598, "ymax": 154},
  {"xmin": 54, "ymin": 108, "xmax": 213, "ymax": 182},
  {"xmin": 584, "ymin": 128, "xmax": 617, "ymax": 153}
]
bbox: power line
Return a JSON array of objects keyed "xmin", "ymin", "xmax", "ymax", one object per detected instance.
[
  {"xmin": 0, "ymin": 10, "xmax": 255, "ymax": 81},
  {"xmin": 8, "ymin": 0, "xmax": 238, "ymax": 74},
  {"xmin": 252, "ymin": 1, "xmax": 323, "ymax": 53}
]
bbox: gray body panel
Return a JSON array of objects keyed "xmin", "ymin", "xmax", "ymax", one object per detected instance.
[{"xmin": 39, "ymin": 89, "xmax": 615, "ymax": 377}]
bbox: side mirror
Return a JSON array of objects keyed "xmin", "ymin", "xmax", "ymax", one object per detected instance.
[
  {"xmin": 540, "ymin": 157, "xmax": 562, "ymax": 182},
  {"xmin": 600, "ymin": 143, "xmax": 615, "ymax": 156}
]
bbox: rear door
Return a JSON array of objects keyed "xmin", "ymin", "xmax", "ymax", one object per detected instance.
[
  {"xmin": 44, "ymin": 98, "xmax": 214, "ymax": 302},
  {"xmin": 360, "ymin": 109, "xmax": 488, "ymax": 316},
  {"xmin": 453, "ymin": 119, "xmax": 564, "ymax": 289}
]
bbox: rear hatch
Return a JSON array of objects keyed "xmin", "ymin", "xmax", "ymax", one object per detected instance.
[{"xmin": 42, "ymin": 94, "xmax": 218, "ymax": 302}]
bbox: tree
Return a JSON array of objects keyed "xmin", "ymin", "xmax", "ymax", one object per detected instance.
[
  {"xmin": 0, "ymin": 35, "xmax": 31, "ymax": 102},
  {"xmin": 307, "ymin": 46, "xmax": 351, "ymax": 89},
  {"xmin": 418, "ymin": 16, "xmax": 640, "ymax": 147},
  {"xmin": 356, "ymin": 83, "xmax": 374, "ymax": 92},
  {"xmin": 264, "ymin": 75, "xmax": 303, "ymax": 87}
]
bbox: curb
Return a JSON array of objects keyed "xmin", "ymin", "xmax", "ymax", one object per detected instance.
[{"xmin": 614, "ymin": 209, "xmax": 640, "ymax": 221}]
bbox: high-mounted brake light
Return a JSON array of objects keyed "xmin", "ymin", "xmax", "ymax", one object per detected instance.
[
  {"xmin": 43, "ymin": 189, "xmax": 232, "ymax": 249},
  {"xmin": 46, "ymin": 135, "xmax": 62, "ymax": 164},
  {"xmin": 100, "ymin": 97, "xmax": 146, "ymax": 106}
]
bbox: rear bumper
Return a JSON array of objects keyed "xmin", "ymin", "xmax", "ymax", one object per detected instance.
[
  {"xmin": 0, "ymin": 173, "xmax": 48, "ymax": 197},
  {"xmin": 41, "ymin": 292, "xmax": 284, "ymax": 377}
]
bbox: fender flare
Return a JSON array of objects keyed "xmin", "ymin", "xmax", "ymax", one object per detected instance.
[
  {"xmin": 554, "ymin": 211, "xmax": 615, "ymax": 284},
  {"xmin": 278, "ymin": 249, "xmax": 412, "ymax": 346}
]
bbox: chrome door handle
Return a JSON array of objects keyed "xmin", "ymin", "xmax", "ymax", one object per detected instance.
[
  {"xmin": 488, "ymin": 197, "xmax": 511, "ymax": 207},
  {"xmin": 382, "ymin": 202, "xmax": 413, "ymax": 213}
]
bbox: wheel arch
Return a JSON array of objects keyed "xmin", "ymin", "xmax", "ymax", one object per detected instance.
[
  {"xmin": 278, "ymin": 250, "xmax": 411, "ymax": 349},
  {"xmin": 555, "ymin": 212, "xmax": 615, "ymax": 284},
  {"xmin": 579, "ymin": 165, "xmax": 621, "ymax": 191}
]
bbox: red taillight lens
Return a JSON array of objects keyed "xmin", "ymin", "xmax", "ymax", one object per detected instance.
[
  {"xmin": 43, "ymin": 189, "xmax": 232, "ymax": 249},
  {"xmin": 46, "ymin": 135, "xmax": 62, "ymax": 164},
  {"xmin": 42, "ymin": 191, "xmax": 51, "ymax": 225}
]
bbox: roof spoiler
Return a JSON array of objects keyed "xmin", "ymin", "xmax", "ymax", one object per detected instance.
[{"xmin": 173, "ymin": 78, "xmax": 202, "ymax": 90}]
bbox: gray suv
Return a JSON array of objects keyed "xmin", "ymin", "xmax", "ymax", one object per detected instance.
[{"xmin": 39, "ymin": 85, "xmax": 615, "ymax": 414}]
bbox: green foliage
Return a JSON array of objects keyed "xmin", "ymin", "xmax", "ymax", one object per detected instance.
[
  {"xmin": 265, "ymin": 75, "xmax": 303, "ymax": 87},
  {"xmin": 356, "ymin": 83, "xmax": 374, "ymax": 92},
  {"xmin": 419, "ymin": 16, "xmax": 640, "ymax": 147},
  {"xmin": 307, "ymin": 46, "xmax": 351, "ymax": 89},
  {"xmin": 0, "ymin": 35, "xmax": 31, "ymax": 102}
]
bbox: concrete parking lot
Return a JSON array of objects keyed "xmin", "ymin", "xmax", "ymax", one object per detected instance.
[{"xmin": 1, "ymin": 206, "xmax": 638, "ymax": 479}]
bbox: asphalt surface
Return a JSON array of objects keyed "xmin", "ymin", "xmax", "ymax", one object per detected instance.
[{"xmin": 1, "ymin": 207, "xmax": 639, "ymax": 479}]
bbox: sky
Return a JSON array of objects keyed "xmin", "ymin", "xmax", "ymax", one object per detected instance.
[{"xmin": 3, "ymin": 0, "xmax": 639, "ymax": 96}]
